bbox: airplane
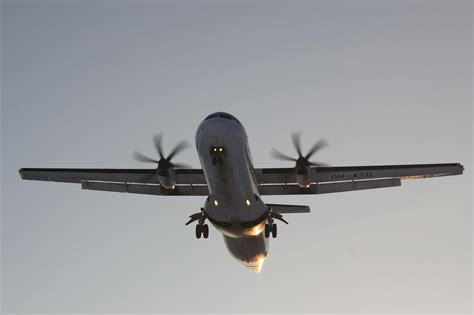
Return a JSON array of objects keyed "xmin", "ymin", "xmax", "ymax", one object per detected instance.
[{"xmin": 19, "ymin": 112, "xmax": 464, "ymax": 273}]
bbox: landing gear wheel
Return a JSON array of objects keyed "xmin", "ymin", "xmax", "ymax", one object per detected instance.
[
  {"xmin": 202, "ymin": 224, "xmax": 209, "ymax": 239},
  {"xmin": 264, "ymin": 224, "xmax": 271, "ymax": 238},
  {"xmin": 271, "ymin": 223, "xmax": 277, "ymax": 238},
  {"xmin": 195, "ymin": 224, "xmax": 202, "ymax": 239}
]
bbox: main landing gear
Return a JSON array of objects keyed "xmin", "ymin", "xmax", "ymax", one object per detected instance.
[
  {"xmin": 264, "ymin": 209, "xmax": 288, "ymax": 239},
  {"xmin": 185, "ymin": 208, "xmax": 209, "ymax": 239},
  {"xmin": 264, "ymin": 222, "xmax": 277, "ymax": 238},
  {"xmin": 195, "ymin": 224, "xmax": 209, "ymax": 239}
]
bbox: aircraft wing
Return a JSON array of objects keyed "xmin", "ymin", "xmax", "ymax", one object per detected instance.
[
  {"xmin": 19, "ymin": 163, "xmax": 464, "ymax": 196},
  {"xmin": 19, "ymin": 168, "xmax": 209, "ymax": 196},
  {"xmin": 255, "ymin": 163, "xmax": 464, "ymax": 195}
]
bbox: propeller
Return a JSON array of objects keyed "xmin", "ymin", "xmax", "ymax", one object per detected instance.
[
  {"xmin": 133, "ymin": 134, "xmax": 190, "ymax": 169},
  {"xmin": 271, "ymin": 132, "xmax": 329, "ymax": 168}
]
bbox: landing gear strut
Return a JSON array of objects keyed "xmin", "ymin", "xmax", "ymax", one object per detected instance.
[{"xmin": 186, "ymin": 208, "xmax": 209, "ymax": 239}]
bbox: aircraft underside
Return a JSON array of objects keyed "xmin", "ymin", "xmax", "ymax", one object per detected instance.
[{"xmin": 18, "ymin": 111, "xmax": 464, "ymax": 273}]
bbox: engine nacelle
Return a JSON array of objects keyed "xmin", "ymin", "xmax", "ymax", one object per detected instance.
[
  {"xmin": 296, "ymin": 167, "xmax": 311, "ymax": 188},
  {"xmin": 158, "ymin": 167, "xmax": 177, "ymax": 189}
]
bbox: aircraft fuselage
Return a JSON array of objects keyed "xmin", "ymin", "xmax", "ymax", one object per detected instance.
[{"xmin": 195, "ymin": 112, "xmax": 268, "ymax": 272}]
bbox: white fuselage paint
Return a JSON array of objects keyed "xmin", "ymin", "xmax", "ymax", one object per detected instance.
[{"xmin": 195, "ymin": 113, "xmax": 269, "ymax": 272}]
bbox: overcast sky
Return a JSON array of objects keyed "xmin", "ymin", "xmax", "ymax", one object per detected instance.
[{"xmin": 2, "ymin": 1, "xmax": 472, "ymax": 314}]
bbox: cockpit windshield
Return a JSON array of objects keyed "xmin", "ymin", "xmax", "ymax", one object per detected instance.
[
  {"xmin": 204, "ymin": 112, "xmax": 241, "ymax": 125},
  {"xmin": 205, "ymin": 113, "xmax": 219, "ymax": 120}
]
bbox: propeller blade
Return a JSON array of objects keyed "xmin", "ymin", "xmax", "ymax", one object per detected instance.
[
  {"xmin": 153, "ymin": 134, "xmax": 164, "ymax": 159},
  {"xmin": 167, "ymin": 140, "xmax": 189, "ymax": 161},
  {"xmin": 171, "ymin": 162, "xmax": 191, "ymax": 169},
  {"xmin": 291, "ymin": 132, "xmax": 303, "ymax": 157},
  {"xmin": 132, "ymin": 151, "xmax": 160, "ymax": 164},
  {"xmin": 308, "ymin": 161, "xmax": 330, "ymax": 167},
  {"xmin": 271, "ymin": 148, "xmax": 297, "ymax": 162},
  {"xmin": 305, "ymin": 138, "xmax": 329, "ymax": 160}
]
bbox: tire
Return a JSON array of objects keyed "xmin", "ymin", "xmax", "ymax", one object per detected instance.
[
  {"xmin": 271, "ymin": 224, "xmax": 277, "ymax": 238},
  {"xmin": 264, "ymin": 224, "xmax": 270, "ymax": 238},
  {"xmin": 195, "ymin": 224, "xmax": 202, "ymax": 239},
  {"xmin": 203, "ymin": 224, "xmax": 209, "ymax": 239}
]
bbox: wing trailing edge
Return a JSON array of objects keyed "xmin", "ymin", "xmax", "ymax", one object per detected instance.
[{"xmin": 266, "ymin": 203, "xmax": 310, "ymax": 214}]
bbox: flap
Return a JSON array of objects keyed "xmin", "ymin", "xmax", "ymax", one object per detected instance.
[
  {"xmin": 259, "ymin": 178, "xmax": 401, "ymax": 195},
  {"xmin": 266, "ymin": 203, "xmax": 310, "ymax": 213},
  {"xmin": 81, "ymin": 181, "xmax": 209, "ymax": 196}
]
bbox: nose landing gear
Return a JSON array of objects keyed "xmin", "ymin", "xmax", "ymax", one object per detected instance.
[
  {"xmin": 210, "ymin": 146, "xmax": 225, "ymax": 166},
  {"xmin": 186, "ymin": 208, "xmax": 209, "ymax": 239},
  {"xmin": 212, "ymin": 155, "xmax": 223, "ymax": 166}
]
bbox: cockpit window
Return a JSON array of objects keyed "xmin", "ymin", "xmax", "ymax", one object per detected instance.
[
  {"xmin": 219, "ymin": 113, "xmax": 233, "ymax": 120},
  {"xmin": 205, "ymin": 113, "xmax": 219, "ymax": 120},
  {"xmin": 204, "ymin": 112, "xmax": 242, "ymax": 125}
]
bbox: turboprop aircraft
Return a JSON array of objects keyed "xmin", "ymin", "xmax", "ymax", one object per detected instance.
[{"xmin": 19, "ymin": 112, "xmax": 464, "ymax": 272}]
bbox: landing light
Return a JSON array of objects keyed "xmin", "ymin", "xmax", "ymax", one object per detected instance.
[
  {"xmin": 246, "ymin": 199, "xmax": 251, "ymax": 206},
  {"xmin": 214, "ymin": 200, "xmax": 219, "ymax": 206}
]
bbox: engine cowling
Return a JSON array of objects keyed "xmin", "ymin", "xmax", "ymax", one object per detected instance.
[
  {"xmin": 296, "ymin": 167, "xmax": 311, "ymax": 188},
  {"xmin": 158, "ymin": 168, "xmax": 177, "ymax": 189}
]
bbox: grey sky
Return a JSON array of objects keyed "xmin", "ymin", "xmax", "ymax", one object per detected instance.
[{"xmin": 1, "ymin": 1, "xmax": 472, "ymax": 313}]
